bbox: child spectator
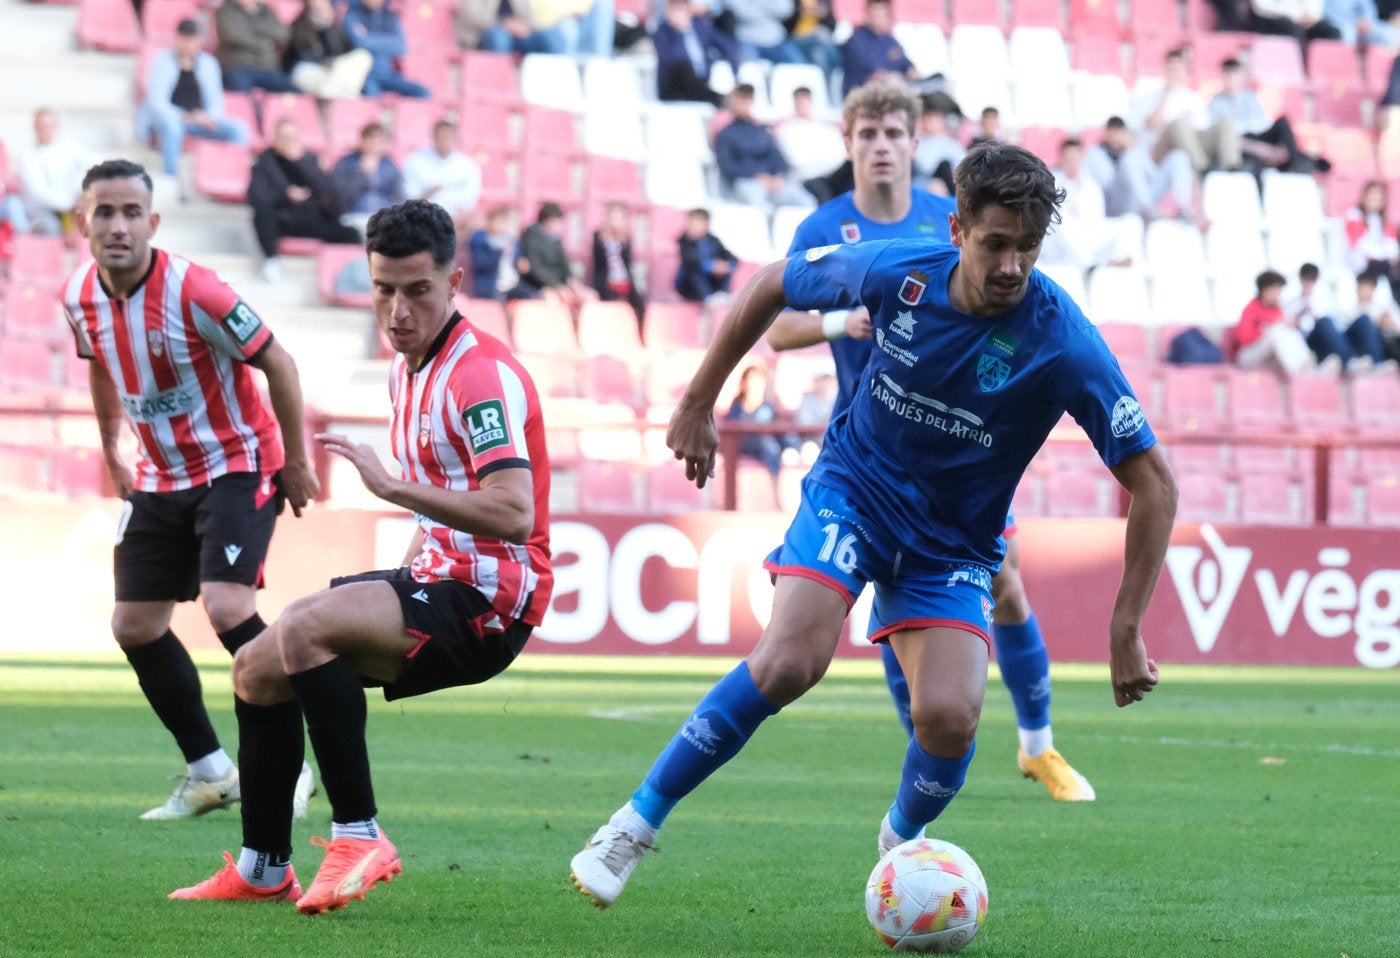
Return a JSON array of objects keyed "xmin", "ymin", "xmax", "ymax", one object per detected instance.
[
  {"xmin": 726, "ymin": 364, "xmax": 792, "ymax": 485},
  {"xmin": 1235, "ymin": 269, "xmax": 1331, "ymax": 375},
  {"xmin": 216, "ymin": 0, "xmax": 297, "ymax": 93},
  {"xmin": 794, "ymin": 368, "xmax": 837, "ymax": 455},
  {"xmin": 1287, "ymin": 263, "xmax": 1389, "ymax": 373},
  {"xmin": 330, "ymin": 121, "xmax": 403, "ymax": 235},
  {"xmin": 344, "ymin": 0, "xmax": 431, "ymax": 98},
  {"xmin": 1343, "ymin": 180, "xmax": 1399, "ymax": 289},
  {"xmin": 519, "ymin": 201, "xmax": 591, "ymax": 308},
  {"xmin": 590, "ymin": 202, "xmax": 646, "ymax": 325},
  {"xmin": 468, "ymin": 204, "xmax": 532, "ymax": 301},
  {"xmin": 283, "ymin": 0, "xmax": 374, "ymax": 99},
  {"xmin": 675, "ymin": 207, "xmax": 738, "ymax": 305},
  {"xmin": 968, "ymin": 106, "xmax": 1002, "ymax": 148}
]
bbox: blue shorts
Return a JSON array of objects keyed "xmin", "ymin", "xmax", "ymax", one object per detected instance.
[{"xmin": 762, "ymin": 477, "xmax": 995, "ymax": 646}]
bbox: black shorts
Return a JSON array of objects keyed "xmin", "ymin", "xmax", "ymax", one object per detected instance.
[
  {"xmin": 114, "ymin": 472, "xmax": 284, "ymax": 603},
  {"xmin": 329, "ymin": 567, "xmax": 532, "ymax": 702}
]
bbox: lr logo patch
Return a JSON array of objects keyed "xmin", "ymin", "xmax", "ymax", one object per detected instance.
[
  {"xmin": 223, "ymin": 301, "xmax": 263, "ymax": 346},
  {"xmin": 463, "ymin": 399, "xmax": 509, "ymax": 454}
]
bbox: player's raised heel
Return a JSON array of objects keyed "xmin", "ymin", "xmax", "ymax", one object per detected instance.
[
  {"xmin": 141, "ymin": 767, "xmax": 241, "ymax": 820},
  {"xmin": 877, "ymin": 813, "xmax": 925, "ymax": 858},
  {"xmin": 168, "ymin": 851, "xmax": 301, "ymax": 901},
  {"xmin": 570, "ymin": 825, "xmax": 653, "ymax": 909},
  {"xmin": 1017, "ymin": 747, "xmax": 1096, "ymax": 802},
  {"xmin": 295, "ymin": 833, "xmax": 402, "ymax": 916}
]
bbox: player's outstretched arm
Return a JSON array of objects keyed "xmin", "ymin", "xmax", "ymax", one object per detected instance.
[
  {"xmin": 1106, "ymin": 445, "xmax": 1178, "ymax": 708},
  {"xmin": 87, "ymin": 361, "xmax": 135, "ymax": 498},
  {"xmin": 252, "ymin": 340, "xmax": 320, "ymax": 516},
  {"xmin": 669, "ymin": 259, "xmax": 790, "ymax": 487}
]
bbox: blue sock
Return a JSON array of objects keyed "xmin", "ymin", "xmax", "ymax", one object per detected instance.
[
  {"xmin": 879, "ymin": 642, "xmax": 915, "ymax": 740},
  {"xmin": 888, "ymin": 739, "xmax": 976, "ymax": 840},
  {"xmin": 994, "ymin": 614, "xmax": 1051, "ymax": 732},
  {"xmin": 631, "ymin": 662, "xmax": 779, "ymax": 829}
]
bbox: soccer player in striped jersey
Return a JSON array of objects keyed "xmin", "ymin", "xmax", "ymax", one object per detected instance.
[
  {"xmin": 64, "ymin": 159, "xmax": 319, "ymax": 821},
  {"xmin": 170, "ymin": 199, "xmax": 553, "ymax": 914},
  {"xmin": 766, "ymin": 79, "xmax": 1095, "ymax": 802}
]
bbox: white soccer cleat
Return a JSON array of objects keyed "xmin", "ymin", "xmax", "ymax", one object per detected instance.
[
  {"xmin": 877, "ymin": 813, "xmax": 925, "ymax": 858},
  {"xmin": 292, "ymin": 761, "xmax": 316, "ymax": 821},
  {"xmin": 569, "ymin": 824, "xmax": 653, "ymax": 909},
  {"xmin": 140, "ymin": 767, "xmax": 240, "ymax": 820}
]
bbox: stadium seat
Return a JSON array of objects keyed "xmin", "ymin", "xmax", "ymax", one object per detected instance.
[
  {"xmin": 647, "ymin": 463, "xmax": 711, "ymax": 513},
  {"xmin": 583, "ymin": 57, "xmax": 644, "ymax": 111},
  {"xmin": 645, "ymin": 249, "xmax": 684, "ymax": 303},
  {"xmin": 1010, "ymin": 0, "xmax": 1064, "ymax": 30},
  {"xmin": 583, "ymin": 104, "xmax": 647, "ymax": 162},
  {"xmin": 585, "ymin": 156, "xmax": 645, "ymax": 207},
  {"xmin": 1204, "ymin": 224, "xmax": 1267, "ymax": 284},
  {"xmin": 949, "ymin": 26, "xmax": 1013, "ymax": 120},
  {"xmin": 1379, "ymin": 127, "xmax": 1400, "ymax": 179},
  {"xmin": 1314, "ymin": 87, "xmax": 1367, "ymax": 126},
  {"xmin": 1144, "ymin": 219, "xmax": 1207, "ymax": 276},
  {"xmin": 1071, "ymin": 34, "xmax": 1122, "ymax": 73},
  {"xmin": 772, "ymin": 352, "xmax": 835, "ymax": 410},
  {"xmin": 1265, "ymin": 228, "xmax": 1327, "ymax": 281},
  {"xmin": 275, "ymin": 236, "xmax": 321, "ymax": 258},
  {"xmin": 457, "ymin": 100, "xmax": 516, "ymax": 155},
  {"xmin": 1166, "ymin": 441, "xmax": 1228, "ymax": 473},
  {"xmin": 1189, "ymin": 32, "xmax": 1253, "ymax": 84},
  {"xmin": 400, "ymin": 51, "xmax": 455, "ymax": 101},
  {"xmin": 315, "ymin": 244, "xmax": 370, "ymax": 308},
  {"xmin": 519, "ymin": 151, "xmax": 578, "ymax": 212},
  {"xmin": 1288, "ymin": 370, "xmax": 1348, "ymax": 432},
  {"xmin": 1201, "ymin": 172, "xmax": 1263, "ymax": 232},
  {"xmin": 576, "ymin": 403, "xmax": 644, "ymax": 461},
  {"xmin": 3, "ymin": 283, "xmax": 63, "ymax": 340},
  {"xmin": 521, "ymin": 354, "xmax": 580, "ymax": 398},
  {"xmin": 1095, "ymin": 322, "xmax": 1150, "ymax": 361},
  {"xmin": 473, "ymin": 149, "xmax": 515, "ymax": 208},
  {"xmin": 0, "ymin": 448, "xmax": 47, "ymax": 493},
  {"xmin": 1238, "ymin": 471, "xmax": 1305, "ymax": 525},
  {"xmin": 1174, "ymin": 470, "xmax": 1233, "ymax": 524},
  {"xmin": 1069, "ymin": 0, "xmax": 1122, "ymax": 37},
  {"xmin": 581, "ymin": 354, "xmax": 642, "ymax": 407},
  {"xmin": 891, "ymin": 0, "xmax": 949, "ymax": 28},
  {"xmin": 1160, "ymin": 365, "xmax": 1226, "ymax": 434},
  {"xmin": 770, "ymin": 205, "xmax": 811, "ymax": 257},
  {"xmin": 0, "ymin": 336, "xmax": 56, "ymax": 386},
  {"xmin": 51, "ymin": 446, "xmax": 107, "ymax": 498},
  {"xmin": 1126, "ymin": 0, "xmax": 1182, "ymax": 37},
  {"xmin": 1250, "ymin": 35, "xmax": 1306, "ymax": 88},
  {"xmin": 1150, "ymin": 272, "xmax": 1212, "ymax": 326},
  {"xmin": 1211, "ymin": 274, "xmax": 1256, "ymax": 330},
  {"xmin": 259, "ymin": 93, "xmax": 326, "ymax": 155},
  {"xmin": 1130, "ymin": 35, "xmax": 1189, "ymax": 80},
  {"xmin": 221, "ymin": 92, "xmax": 261, "ymax": 149},
  {"xmin": 643, "ymin": 302, "xmax": 706, "ymax": 351},
  {"xmin": 832, "ymin": 0, "xmax": 865, "ymax": 23},
  {"xmin": 1349, "ymin": 373, "xmax": 1400, "ymax": 434},
  {"xmin": 399, "ymin": 0, "xmax": 458, "ymax": 58},
  {"xmin": 76, "ymin": 0, "xmax": 142, "ymax": 52},
  {"xmin": 1070, "ymin": 72, "xmax": 1131, "ymax": 131},
  {"xmin": 1086, "ymin": 267, "xmax": 1152, "ymax": 324},
  {"xmin": 10, "ymin": 235, "xmax": 67, "ymax": 290},
  {"xmin": 892, "ymin": 23, "xmax": 950, "ymax": 78},
  {"xmin": 519, "ymin": 53, "xmax": 585, "ymax": 113},
  {"xmin": 511, "ymin": 299, "xmax": 578, "ymax": 356},
  {"xmin": 461, "ymin": 51, "xmax": 521, "ymax": 107},
  {"xmin": 1298, "ymin": 125, "xmax": 1376, "ymax": 178},
  {"xmin": 708, "ymin": 203, "xmax": 775, "ymax": 265},
  {"xmin": 1044, "ymin": 469, "xmax": 1108, "ymax": 517},
  {"xmin": 1227, "ymin": 369, "xmax": 1289, "ymax": 435},
  {"xmin": 577, "ymin": 300, "xmax": 644, "ymax": 356},
  {"xmin": 949, "ymin": 0, "xmax": 1004, "ymax": 28},
  {"xmin": 456, "ymin": 296, "xmax": 512, "ymax": 346},
  {"xmin": 645, "ymin": 348, "xmax": 706, "ymax": 405},
  {"xmin": 578, "ymin": 459, "xmax": 639, "ymax": 513},
  {"xmin": 733, "ymin": 462, "xmax": 780, "ymax": 512},
  {"xmin": 644, "ymin": 102, "xmax": 714, "ymax": 164},
  {"xmin": 522, "ymin": 105, "xmax": 579, "ymax": 157},
  {"xmin": 770, "ymin": 63, "xmax": 832, "ymax": 119},
  {"xmin": 139, "ymin": 0, "xmax": 200, "ymax": 43},
  {"xmin": 326, "ymin": 98, "xmax": 386, "ymax": 157},
  {"xmin": 1307, "ymin": 40, "xmax": 1362, "ymax": 88},
  {"xmin": 1233, "ymin": 443, "xmax": 1296, "ymax": 475}
]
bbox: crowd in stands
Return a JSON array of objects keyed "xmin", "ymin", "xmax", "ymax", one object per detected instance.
[{"xmin": 8, "ymin": 0, "xmax": 1400, "ymax": 517}]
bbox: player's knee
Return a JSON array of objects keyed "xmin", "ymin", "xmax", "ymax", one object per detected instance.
[
  {"xmin": 231, "ymin": 641, "xmax": 285, "ymax": 704},
  {"xmin": 201, "ymin": 588, "xmax": 256, "ymax": 634},
  {"xmin": 909, "ymin": 700, "xmax": 980, "ymax": 756},
  {"xmin": 110, "ymin": 609, "xmax": 165, "ymax": 648},
  {"xmin": 274, "ymin": 595, "xmax": 335, "ymax": 659},
  {"xmin": 749, "ymin": 646, "xmax": 829, "ymax": 706}
]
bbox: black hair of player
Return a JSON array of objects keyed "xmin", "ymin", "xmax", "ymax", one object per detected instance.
[
  {"xmin": 82, "ymin": 159, "xmax": 153, "ymax": 195},
  {"xmin": 953, "ymin": 141, "xmax": 1065, "ymax": 235},
  {"xmin": 365, "ymin": 199, "xmax": 457, "ymax": 270}
]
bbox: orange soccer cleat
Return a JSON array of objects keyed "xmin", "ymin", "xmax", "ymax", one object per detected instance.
[
  {"xmin": 168, "ymin": 852, "xmax": 302, "ymax": 902},
  {"xmin": 295, "ymin": 834, "xmax": 402, "ymax": 916}
]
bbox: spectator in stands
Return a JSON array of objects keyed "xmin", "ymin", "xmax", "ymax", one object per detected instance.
[
  {"xmin": 675, "ymin": 207, "xmax": 737, "ymax": 305},
  {"xmin": 726, "ymin": 364, "xmax": 797, "ymax": 492},
  {"xmin": 1348, "ymin": 268, "xmax": 1400, "ymax": 364},
  {"xmin": 1235, "ymin": 269, "xmax": 1331, "ymax": 375},
  {"xmin": 331, "ymin": 121, "xmax": 403, "ymax": 236},
  {"xmin": 519, "ymin": 201, "xmax": 591, "ymax": 308},
  {"xmin": 136, "ymin": 20, "xmax": 250, "ymax": 182},
  {"xmin": 467, "ymin": 0, "xmax": 612, "ymax": 55},
  {"xmin": 786, "ymin": 1, "xmax": 839, "ymax": 79},
  {"xmin": 344, "ymin": 0, "xmax": 431, "ymax": 99},
  {"xmin": 968, "ymin": 107, "xmax": 1002, "ymax": 148},
  {"xmin": 1041, "ymin": 138, "xmax": 1142, "ymax": 274},
  {"xmin": 794, "ymin": 368, "xmax": 836, "ymax": 454},
  {"xmin": 1288, "ymin": 262, "xmax": 1392, "ymax": 372},
  {"xmin": 912, "ymin": 92, "xmax": 965, "ymax": 196},
  {"xmin": 841, "ymin": 0, "xmax": 917, "ymax": 98},
  {"xmin": 775, "ymin": 86, "xmax": 846, "ymax": 196},
  {"xmin": 1210, "ymin": 0, "xmax": 1342, "ymax": 45},
  {"xmin": 18, "ymin": 108, "xmax": 88, "ymax": 237},
  {"xmin": 1343, "ymin": 180, "xmax": 1400, "ymax": 287},
  {"xmin": 468, "ymin": 204, "xmax": 532, "ymax": 300},
  {"xmin": 732, "ymin": 1, "xmax": 806, "ymax": 64},
  {"xmin": 1132, "ymin": 48, "xmax": 1241, "ymax": 176},
  {"xmin": 590, "ymin": 202, "xmax": 646, "ymax": 325},
  {"xmin": 652, "ymin": 0, "xmax": 742, "ymax": 107},
  {"xmin": 1381, "ymin": 53, "xmax": 1400, "ymax": 132},
  {"xmin": 248, "ymin": 117, "xmax": 360, "ymax": 282},
  {"xmin": 283, "ymin": 0, "xmax": 374, "ymax": 99},
  {"xmin": 1084, "ymin": 115, "xmax": 1195, "ymax": 221},
  {"xmin": 714, "ymin": 84, "xmax": 815, "ymax": 210},
  {"xmin": 1209, "ymin": 58, "xmax": 1327, "ymax": 180},
  {"xmin": 0, "ymin": 177, "xmax": 29, "ymax": 239},
  {"xmin": 1323, "ymin": 0, "xmax": 1398, "ymax": 45},
  {"xmin": 403, "ymin": 119, "xmax": 482, "ymax": 240},
  {"xmin": 216, "ymin": 0, "xmax": 297, "ymax": 93}
]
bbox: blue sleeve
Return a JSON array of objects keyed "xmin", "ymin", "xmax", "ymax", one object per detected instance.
[
  {"xmin": 1059, "ymin": 322, "xmax": 1157, "ymax": 468},
  {"xmin": 782, "ymin": 241, "xmax": 886, "ymax": 313},
  {"xmin": 197, "ymin": 53, "xmax": 226, "ymax": 118},
  {"xmin": 145, "ymin": 51, "xmax": 178, "ymax": 111}
]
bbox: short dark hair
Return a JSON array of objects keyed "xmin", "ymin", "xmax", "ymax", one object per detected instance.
[
  {"xmin": 1105, "ymin": 115, "xmax": 1127, "ymax": 130},
  {"xmin": 687, "ymin": 207, "xmax": 710, "ymax": 222},
  {"xmin": 1059, "ymin": 137, "xmax": 1083, "ymax": 153},
  {"xmin": 1255, "ymin": 269, "xmax": 1287, "ymax": 293},
  {"xmin": 537, "ymin": 201, "xmax": 565, "ymax": 223},
  {"xmin": 1299, "ymin": 262, "xmax": 1321, "ymax": 282},
  {"xmin": 432, "ymin": 118, "xmax": 458, "ymax": 136},
  {"xmin": 733, "ymin": 83, "xmax": 756, "ymax": 98},
  {"xmin": 360, "ymin": 121, "xmax": 385, "ymax": 139},
  {"xmin": 365, "ymin": 199, "xmax": 456, "ymax": 269},
  {"xmin": 175, "ymin": 18, "xmax": 201, "ymax": 36},
  {"xmin": 793, "ymin": 86, "xmax": 812, "ymax": 98},
  {"xmin": 82, "ymin": 158, "xmax": 153, "ymax": 194},
  {"xmin": 1358, "ymin": 266, "xmax": 1385, "ymax": 286},
  {"xmin": 1221, "ymin": 57, "xmax": 1243, "ymax": 71},
  {"xmin": 953, "ymin": 141, "xmax": 1064, "ymax": 233},
  {"xmin": 980, "ymin": 106, "xmax": 999, "ymax": 118}
]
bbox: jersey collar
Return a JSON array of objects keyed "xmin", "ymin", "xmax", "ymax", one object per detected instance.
[
  {"xmin": 97, "ymin": 247, "xmax": 161, "ymax": 301},
  {"xmin": 413, "ymin": 310, "xmax": 463, "ymax": 373}
]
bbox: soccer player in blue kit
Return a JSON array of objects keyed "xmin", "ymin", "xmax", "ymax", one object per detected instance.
[
  {"xmin": 767, "ymin": 79, "xmax": 1096, "ymax": 802},
  {"xmin": 569, "ymin": 140, "xmax": 1177, "ymax": 909}
]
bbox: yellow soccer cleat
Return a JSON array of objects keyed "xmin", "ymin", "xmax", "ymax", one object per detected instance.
[{"xmin": 1017, "ymin": 747, "xmax": 1096, "ymax": 802}]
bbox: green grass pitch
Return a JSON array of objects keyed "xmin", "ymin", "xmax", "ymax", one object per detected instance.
[{"xmin": 2, "ymin": 654, "xmax": 1397, "ymax": 957}]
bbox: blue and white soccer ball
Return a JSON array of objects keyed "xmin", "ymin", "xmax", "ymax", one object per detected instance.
[{"xmin": 865, "ymin": 838, "xmax": 988, "ymax": 953}]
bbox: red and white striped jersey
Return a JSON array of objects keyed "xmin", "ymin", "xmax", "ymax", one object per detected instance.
[
  {"xmin": 61, "ymin": 248, "xmax": 284, "ymax": 492},
  {"xmin": 389, "ymin": 314, "xmax": 553, "ymax": 629}
]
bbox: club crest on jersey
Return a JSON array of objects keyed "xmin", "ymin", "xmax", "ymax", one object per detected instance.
[
  {"xmin": 147, "ymin": 328, "xmax": 166, "ymax": 358},
  {"xmin": 976, "ymin": 353, "xmax": 1011, "ymax": 392},
  {"xmin": 897, "ymin": 269, "xmax": 928, "ymax": 306},
  {"xmin": 418, "ymin": 412, "xmax": 432, "ymax": 448},
  {"xmin": 840, "ymin": 220, "xmax": 861, "ymax": 244}
]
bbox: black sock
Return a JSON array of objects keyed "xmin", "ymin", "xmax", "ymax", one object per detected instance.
[
  {"xmin": 235, "ymin": 696, "xmax": 304, "ymax": 859},
  {"xmin": 288, "ymin": 658, "xmax": 376, "ymax": 824},
  {"xmin": 217, "ymin": 613, "xmax": 267, "ymax": 656},
  {"xmin": 123, "ymin": 630, "xmax": 220, "ymax": 763}
]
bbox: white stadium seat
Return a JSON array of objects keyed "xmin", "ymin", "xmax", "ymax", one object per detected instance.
[
  {"xmin": 709, "ymin": 202, "xmax": 776, "ymax": 264},
  {"xmin": 770, "ymin": 63, "xmax": 832, "ymax": 119},
  {"xmin": 1144, "ymin": 219, "xmax": 1207, "ymax": 277},
  {"xmin": 520, "ymin": 53, "xmax": 585, "ymax": 112},
  {"xmin": 1202, "ymin": 171, "xmax": 1263, "ymax": 232},
  {"xmin": 1261, "ymin": 171, "xmax": 1323, "ymax": 233},
  {"xmin": 771, "ymin": 205, "xmax": 813, "ymax": 257},
  {"xmin": 892, "ymin": 23, "xmax": 949, "ymax": 78},
  {"xmin": 1070, "ymin": 72, "xmax": 1130, "ymax": 131},
  {"xmin": 1087, "ymin": 266, "xmax": 1153, "ymax": 324}
]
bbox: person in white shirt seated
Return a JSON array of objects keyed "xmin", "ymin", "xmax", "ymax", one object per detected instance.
[
  {"xmin": 1131, "ymin": 47, "xmax": 1240, "ymax": 176},
  {"xmin": 18, "ymin": 107, "xmax": 89, "ymax": 236},
  {"xmin": 775, "ymin": 86, "xmax": 846, "ymax": 200},
  {"xmin": 1040, "ymin": 138, "xmax": 1142, "ymax": 275},
  {"xmin": 1285, "ymin": 262, "xmax": 1391, "ymax": 373},
  {"xmin": 911, "ymin": 92, "xmax": 965, "ymax": 196},
  {"xmin": 402, "ymin": 118, "xmax": 482, "ymax": 238}
]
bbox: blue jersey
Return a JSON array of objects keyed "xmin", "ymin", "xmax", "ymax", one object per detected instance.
[
  {"xmin": 783, "ymin": 240, "xmax": 1156, "ymax": 570},
  {"xmin": 785, "ymin": 191, "xmax": 956, "ymax": 413}
]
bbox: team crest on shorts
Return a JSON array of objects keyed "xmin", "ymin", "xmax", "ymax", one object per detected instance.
[
  {"xmin": 981, "ymin": 595, "xmax": 994, "ymax": 626},
  {"xmin": 147, "ymin": 328, "xmax": 165, "ymax": 358},
  {"xmin": 840, "ymin": 220, "xmax": 861, "ymax": 243},
  {"xmin": 976, "ymin": 353, "xmax": 1010, "ymax": 392},
  {"xmin": 897, "ymin": 269, "xmax": 928, "ymax": 306},
  {"xmin": 418, "ymin": 412, "xmax": 432, "ymax": 448}
]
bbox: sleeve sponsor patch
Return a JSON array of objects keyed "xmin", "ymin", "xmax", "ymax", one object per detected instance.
[
  {"xmin": 1111, "ymin": 396, "xmax": 1145, "ymax": 438},
  {"xmin": 463, "ymin": 399, "xmax": 510, "ymax": 454},
  {"xmin": 222, "ymin": 300, "xmax": 264, "ymax": 346}
]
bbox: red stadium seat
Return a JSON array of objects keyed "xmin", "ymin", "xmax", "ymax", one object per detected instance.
[
  {"xmin": 1166, "ymin": 441, "xmax": 1228, "ymax": 473},
  {"xmin": 400, "ymin": 51, "xmax": 456, "ymax": 101},
  {"xmin": 1175, "ymin": 470, "xmax": 1233, "ymax": 524},
  {"xmin": 949, "ymin": 0, "xmax": 1003, "ymax": 28},
  {"xmin": 578, "ymin": 459, "xmax": 638, "ymax": 513},
  {"xmin": 1297, "ymin": 125, "xmax": 1376, "ymax": 177},
  {"xmin": 259, "ymin": 93, "xmax": 327, "ymax": 154},
  {"xmin": 1238, "ymin": 471, "xmax": 1303, "ymax": 524},
  {"xmin": 276, "ymin": 236, "xmax": 321, "ymax": 257},
  {"xmin": 326, "ymin": 98, "xmax": 386, "ymax": 157},
  {"xmin": 581, "ymin": 354, "xmax": 642, "ymax": 407},
  {"xmin": 647, "ymin": 463, "xmax": 711, "ymax": 513},
  {"xmin": 399, "ymin": 0, "xmax": 460, "ymax": 58},
  {"xmin": 1307, "ymin": 39, "xmax": 1364, "ymax": 92},
  {"xmin": 1313, "ymin": 88, "xmax": 1367, "ymax": 127},
  {"xmin": 832, "ymin": 0, "xmax": 865, "ymax": 23},
  {"xmin": 471, "ymin": 149, "xmax": 516, "ymax": 208},
  {"xmin": 315, "ymin": 244, "xmax": 370, "ymax": 308},
  {"xmin": 1096, "ymin": 322, "xmax": 1150, "ymax": 361},
  {"xmin": 460, "ymin": 101, "xmax": 517, "ymax": 154},
  {"xmin": 1233, "ymin": 443, "xmax": 1295, "ymax": 475},
  {"xmin": 1126, "ymin": 0, "xmax": 1181, "ymax": 38},
  {"xmin": 1131, "ymin": 33, "xmax": 1190, "ymax": 80},
  {"xmin": 644, "ymin": 348, "xmax": 705, "ymax": 406},
  {"xmin": 1189, "ymin": 32, "xmax": 1253, "ymax": 84},
  {"xmin": 1349, "ymin": 373, "xmax": 1400, "ymax": 434},
  {"xmin": 76, "ymin": 0, "xmax": 142, "ymax": 52},
  {"xmin": 585, "ymin": 156, "xmax": 645, "ymax": 206},
  {"xmin": 519, "ymin": 151, "xmax": 578, "ymax": 211},
  {"xmin": 1288, "ymin": 371, "xmax": 1349, "ymax": 432},
  {"xmin": 1010, "ymin": 0, "xmax": 1065, "ymax": 30},
  {"xmin": 734, "ymin": 462, "xmax": 780, "ymax": 512},
  {"xmin": 3, "ymin": 283, "xmax": 63, "ymax": 340},
  {"xmin": 1069, "ymin": 0, "xmax": 1122, "ymax": 37},
  {"xmin": 221, "ymin": 92, "xmax": 261, "ymax": 149},
  {"xmin": 10, "ymin": 236, "xmax": 68, "ymax": 290},
  {"xmin": 461, "ymin": 52, "xmax": 521, "ymax": 107},
  {"xmin": 520, "ymin": 354, "xmax": 580, "ymax": 398},
  {"xmin": 456, "ymin": 296, "xmax": 512, "ymax": 346},
  {"xmin": 51, "ymin": 446, "xmax": 107, "ymax": 498},
  {"xmin": 522, "ymin": 105, "xmax": 579, "ymax": 156},
  {"xmin": 577, "ymin": 300, "xmax": 643, "ymax": 355},
  {"xmin": 1071, "ymin": 33, "xmax": 1122, "ymax": 72},
  {"xmin": 0, "ymin": 336, "xmax": 56, "ymax": 386},
  {"xmin": 1365, "ymin": 473, "xmax": 1400, "ymax": 526},
  {"xmin": 1380, "ymin": 128, "xmax": 1400, "ymax": 179},
  {"xmin": 891, "ymin": 0, "xmax": 948, "ymax": 28},
  {"xmin": 511, "ymin": 299, "xmax": 578, "ymax": 355},
  {"xmin": 0, "ymin": 448, "xmax": 47, "ymax": 493},
  {"xmin": 1250, "ymin": 35, "xmax": 1306, "ymax": 88},
  {"xmin": 1185, "ymin": 0, "xmax": 1217, "ymax": 31},
  {"xmin": 1044, "ymin": 469, "xmax": 1107, "ymax": 517},
  {"xmin": 388, "ymin": 98, "xmax": 447, "ymax": 160},
  {"xmin": 140, "ymin": 0, "xmax": 200, "ymax": 43},
  {"xmin": 1159, "ymin": 365, "xmax": 1226, "ymax": 434},
  {"xmin": 192, "ymin": 139, "xmax": 252, "ymax": 203},
  {"xmin": 1227, "ymin": 369, "xmax": 1289, "ymax": 435}
]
